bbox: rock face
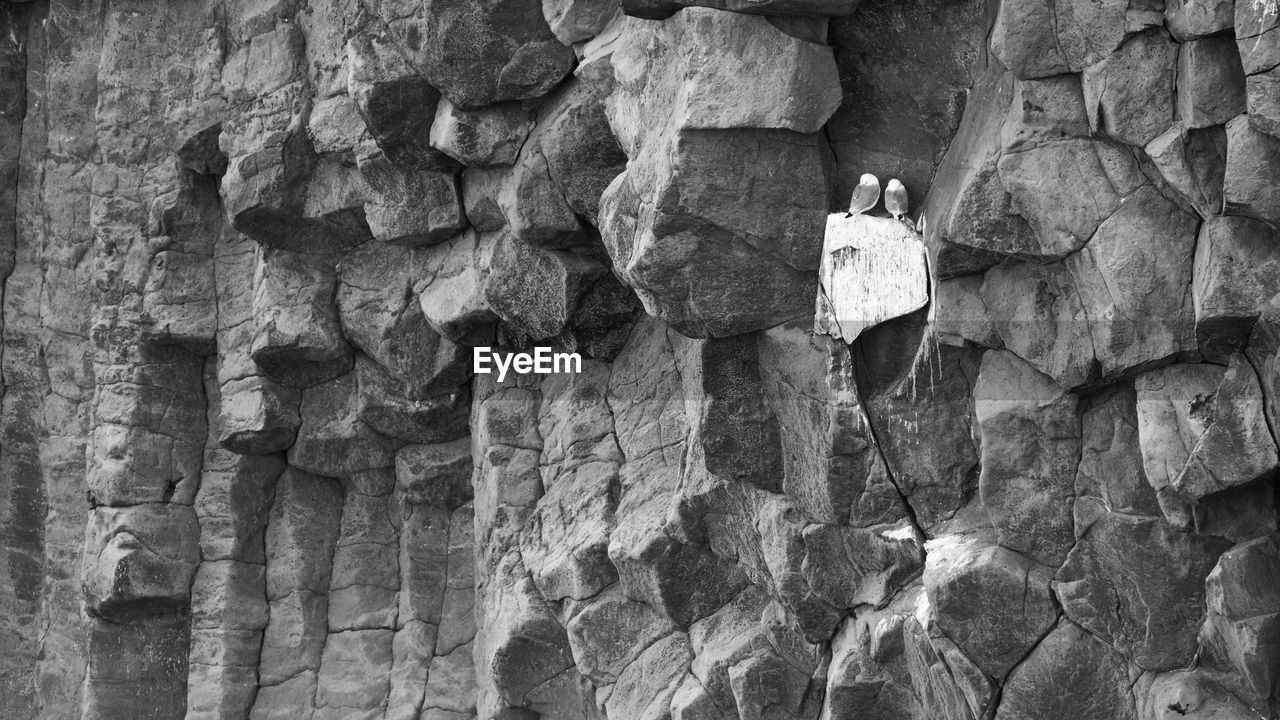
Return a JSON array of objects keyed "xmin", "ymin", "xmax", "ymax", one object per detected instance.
[{"xmin": 3, "ymin": 0, "xmax": 1280, "ymax": 719}]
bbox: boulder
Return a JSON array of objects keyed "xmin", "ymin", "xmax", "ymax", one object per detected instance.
[
  {"xmin": 1134, "ymin": 363, "xmax": 1225, "ymax": 527},
  {"xmin": 429, "ymin": 98, "xmax": 533, "ymax": 168},
  {"xmin": 1082, "ymin": 29, "xmax": 1176, "ymax": 146},
  {"xmin": 1166, "ymin": 0, "xmax": 1236, "ymax": 39},
  {"xmin": 992, "ymin": 0, "xmax": 1162, "ymax": 78},
  {"xmin": 82, "ymin": 505, "xmax": 200, "ymax": 621},
  {"xmin": 251, "ymin": 249, "xmax": 353, "ymax": 388},
  {"xmin": 1200, "ymin": 534, "xmax": 1280, "ymax": 702}
]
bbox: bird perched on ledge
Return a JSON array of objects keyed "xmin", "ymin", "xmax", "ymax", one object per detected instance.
[
  {"xmin": 885, "ymin": 179, "xmax": 909, "ymax": 221},
  {"xmin": 846, "ymin": 173, "xmax": 880, "ymax": 216}
]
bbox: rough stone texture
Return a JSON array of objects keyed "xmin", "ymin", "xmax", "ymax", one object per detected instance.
[{"xmin": 5, "ymin": 1, "xmax": 1280, "ymax": 719}]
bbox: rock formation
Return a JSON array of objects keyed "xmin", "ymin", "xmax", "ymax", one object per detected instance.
[{"xmin": 0, "ymin": 0, "xmax": 1278, "ymax": 718}]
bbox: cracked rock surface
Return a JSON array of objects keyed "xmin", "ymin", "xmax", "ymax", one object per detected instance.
[{"xmin": 1, "ymin": 0, "xmax": 1280, "ymax": 718}]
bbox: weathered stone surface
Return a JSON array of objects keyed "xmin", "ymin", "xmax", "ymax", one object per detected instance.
[
  {"xmin": 995, "ymin": 621, "xmax": 1137, "ymax": 720},
  {"xmin": 992, "ymin": 0, "xmax": 1163, "ymax": 78},
  {"xmin": 623, "ymin": 0, "xmax": 858, "ymax": 19},
  {"xmin": 1167, "ymin": 0, "xmax": 1236, "ymax": 38},
  {"xmin": 1055, "ymin": 512, "xmax": 1231, "ymax": 670},
  {"xmin": 822, "ymin": 595, "xmax": 915, "ymax": 720},
  {"xmin": 1075, "ymin": 384, "xmax": 1162, "ymax": 531},
  {"xmin": 358, "ymin": 151, "xmax": 467, "ymax": 248},
  {"xmin": 1177, "ymin": 36, "xmax": 1248, "ymax": 129},
  {"xmin": 376, "ymin": 0, "xmax": 575, "ymax": 110},
  {"xmin": 484, "ymin": 234, "xmax": 603, "ymax": 340},
  {"xmin": 251, "ymin": 249, "xmax": 354, "ymax": 388},
  {"xmin": 1193, "ymin": 216, "xmax": 1280, "ymax": 362},
  {"xmin": 82, "ymin": 505, "xmax": 200, "ymax": 621},
  {"xmin": 1173, "ymin": 356, "xmax": 1278, "ymax": 500},
  {"xmin": 416, "ymin": 231, "xmax": 502, "ymax": 345},
  {"xmin": 1082, "ymin": 29, "xmax": 1176, "ymax": 146},
  {"xmin": 1145, "ymin": 123, "xmax": 1227, "ymax": 218},
  {"xmin": 1137, "ymin": 670, "xmax": 1263, "ymax": 720},
  {"xmin": 591, "ymin": 8, "xmax": 839, "ymax": 336},
  {"xmin": 430, "ymin": 99, "xmax": 533, "ymax": 169},
  {"xmin": 815, "ymin": 213, "xmax": 929, "ymax": 342},
  {"xmin": 289, "ymin": 371, "xmax": 397, "ymax": 476},
  {"xmin": 543, "ymin": 0, "xmax": 620, "ymax": 44},
  {"xmin": 923, "ymin": 535, "xmax": 1058, "ymax": 680},
  {"xmin": 1135, "ymin": 363, "xmax": 1226, "ymax": 527},
  {"xmin": 1224, "ymin": 114, "xmax": 1280, "ymax": 224},
  {"xmin": 218, "ymin": 376, "xmax": 300, "ymax": 453},
  {"xmin": 974, "ymin": 350, "xmax": 1080, "ymax": 567},
  {"xmin": 1247, "ymin": 68, "xmax": 1280, "ymax": 138},
  {"xmin": 1236, "ymin": 0, "xmax": 1280, "ymax": 77},
  {"xmin": 1200, "ymin": 534, "xmax": 1280, "ymax": 703}
]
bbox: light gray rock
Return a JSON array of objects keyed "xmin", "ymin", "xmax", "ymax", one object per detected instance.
[
  {"xmin": 995, "ymin": 621, "xmax": 1137, "ymax": 720},
  {"xmin": 1082, "ymin": 29, "xmax": 1176, "ymax": 146},
  {"xmin": 1225, "ymin": 114, "xmax": 1280, "ymax": 224},
  {"xmin": 1193, "ymin": 215, "xmax": 1280, "ymax": 362},
  {"xmin": 1177, "ymin": 36, "xmax": 1248, "ymax": 130}
]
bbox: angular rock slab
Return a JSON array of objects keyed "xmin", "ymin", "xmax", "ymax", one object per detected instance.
[
  {"xmin": 1135, "ymin": 363, "xmax": 1225, "ymax": 527},
  {"xmin": 1055, "ymin": 512, "xmax": 1231, "ymax": 670},
  {"xmin": 1200, "ymin": 534, "xmax": 1280, "ymax": 702},
  {"xmin": 1193, "ymin": 215, "xmax": 1280, "ymax": 362},
  {"xmin": 1225, "ymin": 114, "xmax": 1280, "ymax": 224},
  {"xmin": 814, "ymin": 213, "xmax": 929, "ymax": 343},
  {"xmin": 973, "ymin": 349, "xmax": 1080, "ymax": 567},
  {"xmin": 995, "ymin": 622, "xmax": 1137, "ymax": 720},
  {"xmin": 992, "ymin": 0, "xmax": 1163, "ymax": 79},
  {"xmin": 375, "ymin": 0, "xmax": 575, "ymax": 109}
]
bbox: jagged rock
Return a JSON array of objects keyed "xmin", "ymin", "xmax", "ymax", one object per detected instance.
[
  {"xmin": 337, "ymin": 241, "xmax": 473, "ymax": 396},
  {"xmin": 603, "ymin": 632, "xmax": 692, "ymax": 718},
  {"xmin": 307, "ymin": 95, "xmax": 367, "ymax": 155},
  {"xmin": 358, "ymin": 150, "xmax": 467, "ymax": 247},
  {"xmin": 417, "ymin": 231, "xmax": 502, "ymax": 345},
  {"xmin": 1248, "ymin": 295, "xmax": 1280, "ymax": 448},
  {"xmin": 1178, "ymin": 36, "xmax": 1248, "ymax": 130},
  {"xmin": 973, "ymin": 349, "xmax": 1080, "ymax": 567},
  {"xmin": 1144, "ymin": 123, "xmax": 1227, "ymax": 217},
  {"xmin": 1193, "ymin": 216, "xmax": 1280, "ymax": 362},
  {"xmin": 995, "ymin": 621, "xmax": 1137, "ymax": 720},
  {"xmin": 251, "ymin": 249, "xmax": 354, "ymax": 388},
  {"xmin": 821, "ymin": 596, "xmax": 915, "ymax": 720},
  {"xmin": 1082, "ymin": 29, "xmax": 1176, "ymax": 147},
  {"xmin": 1075, "ymin": 384, "xmax": 1162, "ymax": 532},
  {"xmin": 565, "ymin": 587, "xmax": 677, "ymax": 685},
  {"xmin": 542, "ymin": 0, "xmax": 620, "ymax": 44},
  {"xmin": 82, "ymin": 505, "xmax": 200, "ymax": 621},
  {"xmin": 827, "ymin": 0, "xmax": 991, "ymax": 209},
  {"xmin": 1236, "ymin": 0, "xmax": 1280, "ymax": 77},
  {"xmin": 376, "ymin": 0, "xmax": 575, "ymax": 109},
  {"xmin": 1200, "ymin": 534, "xmax": 1280, "ymax": 703},
  {"xmin": 1224, "ymin": 114, "xmax": 1280, "ymax": 224},
  {"xmin": 346, "ymin": 33, "xmax": 455, "ymax": 171},
  {"xmin": 904, "ymin": 609, "xmax": 996, "ymax": 720},
  {"xmin": 1167, "ymin": 0, "xmax": 1235, "ymax": 38},
  {"xmin": 1135, "ymin": 363, "xmax": 1225, "ymax": 527},
  {"xmin": 218, "ymin": 376, "xmax": 300, "ymax": 453},
  {"xmin": 556, "ymin": 273, "xmax": 643, "ymax": 361},
  {"xmin": 998, "ymin": 131, "xmax": 1147, "ymax": 261},
  {"xmin": 484, "ymin": 234, "xmax": 602, "ymax": 340},
  {"xmin": 979, "ymin": 260, "xmax": 1095, "ymax": 388},
  {"xmin": 992, "ymin": 0, "xmax": 1163, "ymax": 78},
  {"xmin": 430, "ymin": 98, "xmax": 533, "ymax": 168},
  {"xmin": 1137, "ymin": 670, "xmax": 1263, "ymax": 720},
  {"xmin": 1065, "ymin": 185, "xmax": 1199, "ymax": 378},
  {"xmin": 289, "ymin": 371, "xmax": 397, "ymax": 476},
  {"xmin": 923, "ymin": 536, "xmax": 1058, "ymax": 680},
  {"xmin": 396, "ymin": 439, "xmax": 473, "ymax": 509},
  {"xmin": 623, "ymin": 0, "xmax": 858, "ymax": 19},
  {"xmin": 1055, "ymin": 512, "xmax": 1231, "ymax": 670},
  {"xmin": 923, "ymin": 65, "xmax": 1035, "ymax": 274},
  {"xmin": 591, "ymin": 8, "xmax": 839, "ymax": 335},
  {"xmin": 1247, "ymin": 69, "xmax": 1280, "ymax": 138},
  {"xmin": 1173, "ymin": 356, "xmax": 1279, "ymax": 500}
]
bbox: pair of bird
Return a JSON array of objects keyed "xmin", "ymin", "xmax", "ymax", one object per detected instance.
[{"xmin": 846, "ymin": 174, "xmax": 908, "ymax": 221}]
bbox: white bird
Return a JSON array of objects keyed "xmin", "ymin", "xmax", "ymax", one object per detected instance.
[
  {"xmin": 885, "ymin": 179, "xmax": 909, "ymax": 221},
  {"xmin": 846, "ymin": 173, "xmax": 880, "ymax": 216}
]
